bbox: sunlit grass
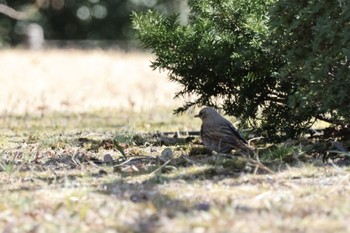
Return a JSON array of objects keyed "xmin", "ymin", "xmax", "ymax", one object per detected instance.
[
  {"xmin": 0, "ymin": 49, "xmax": 182, "ymax": 114},
  {"xmin": 0, "ymin": 50, "xmax": 348, "ymax": 233}
]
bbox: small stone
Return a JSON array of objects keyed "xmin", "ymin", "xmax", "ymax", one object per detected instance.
[
  {"xmin": 103, "ymin": 154, "xmax": 113, "ymax": 163},
  {"xmin": 159, "ymin": 148, "xmax": 173, "ymax": 162},
  {"xmin": 195, "ymin": 202, "xmax": 211, "ymax": 211},
  {"xmin": 161, "ymin": 148, "xmax": 173, "ymax": 157}
]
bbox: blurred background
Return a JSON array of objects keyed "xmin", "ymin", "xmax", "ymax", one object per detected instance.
[
  {"xmin": 0, "ymin": 0, "xmax": 190, "ymax": 114},
  {"xmin": 0, "ymin": 0, "xmax": 189, "ymax": 49}
]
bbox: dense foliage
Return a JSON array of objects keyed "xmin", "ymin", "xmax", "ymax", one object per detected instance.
[
  {"xmin": 133, "ymin": 0, "xmax": 350, "ymax": 141},
  {"xmin": 268, "ymin": 0, "xmax": 350, "ymax": 130}
]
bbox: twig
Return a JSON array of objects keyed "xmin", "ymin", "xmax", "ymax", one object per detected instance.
[
  {"xmin": 113, "ymin": 157, "xmax": 156, "ymax": 167},
  {"xmin": 149, "ymin": 159, "xmax": 172, "ymax": 175},
  {"xmin": 181, "ymin": 155, "xmax": 197, "ymax": 165},
  {"xmin": 315, "ymin": 114, "xmax": 346, "ymax": 126},
  {"xmin": 159, "ymin": 131, "xmax": 200, "ymax": 136},
  {"xmin": 332, "ymin": 141, "xmax": 348, "ymax": 153},
  {"xmin": 244, "ymin": 154, "xmax": 274, "ymax": 174},
  {"xmin": 248, "ymin": 136, "xmax": 264, "ymax": 146},
  {"xmin": 0, "ymin": 4, "xmax": 32, "ymax": 20}
]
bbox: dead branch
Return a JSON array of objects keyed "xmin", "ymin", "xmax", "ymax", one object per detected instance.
[
  {"xmin": 315, "ymin": 114, "xmax": 346, "ymax": 126},
  {"xmin": 0, "ymin": 4, "xmax": 32, "ymax": 20}
]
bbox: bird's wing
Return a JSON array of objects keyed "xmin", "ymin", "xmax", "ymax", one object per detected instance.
[
  {"xmin": 221, "ymin": 121, "xmax": 248, "ymax": 144},
  {"xmin": 201, "ymin": 121, "xmax": 247, "ymax": 144},
  {"xmin": 201, "ymin": 121, "xmax": 252, "ymax": 154}
]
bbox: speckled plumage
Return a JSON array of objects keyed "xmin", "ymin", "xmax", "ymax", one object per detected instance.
[{"xmin": 195, "ymin": 107, "xmax": 253, "ymax": 154}]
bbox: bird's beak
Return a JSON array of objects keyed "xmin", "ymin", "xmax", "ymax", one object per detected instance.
[{"xmin": 194, "ymin": 114, "xmax": 199, "ymax": 118}]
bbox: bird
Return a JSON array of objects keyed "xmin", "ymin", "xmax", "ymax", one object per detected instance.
[{"xmin": 195, "ymin": 107, "xmax": 254, "ymax": 155}]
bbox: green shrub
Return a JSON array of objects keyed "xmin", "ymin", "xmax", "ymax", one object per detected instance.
[
  {"xmin": 133, "ymin": 0, "xmax": 280, "ymax": 131},
  {"xmin": 268, "ymin": 0, "xmax": 350, "ymax": 128},
  {"xmin": 132, "ymin": 0, "xmax": 349, "ymax": 141}
]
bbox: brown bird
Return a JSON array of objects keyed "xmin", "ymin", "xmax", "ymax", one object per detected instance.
[{"xmin": 195, "ymin": 107, "xmax": 254, "ymax": 154}]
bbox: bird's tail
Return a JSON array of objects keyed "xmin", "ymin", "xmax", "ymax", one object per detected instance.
[{"xmin": 240, "ymin": 143, "xmax": 255, "ymax": 156}]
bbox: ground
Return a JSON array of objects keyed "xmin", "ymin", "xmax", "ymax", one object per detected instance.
[{"xmin": 0, "ymin": 49, "xmax": 349, "ymax": 233}]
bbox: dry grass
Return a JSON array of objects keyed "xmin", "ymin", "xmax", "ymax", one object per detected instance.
[
  {"xmin": 0, "ymin": 49, "xmax": 183, "ymax": 114},
  {"xmin": 0, "ymin": 49, "xmax": 349, "ymax": 233}
]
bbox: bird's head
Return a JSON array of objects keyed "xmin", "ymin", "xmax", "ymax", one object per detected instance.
[{"xmin": 195, "ymin": 107, "xmax": 219, "ymax": 121}]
